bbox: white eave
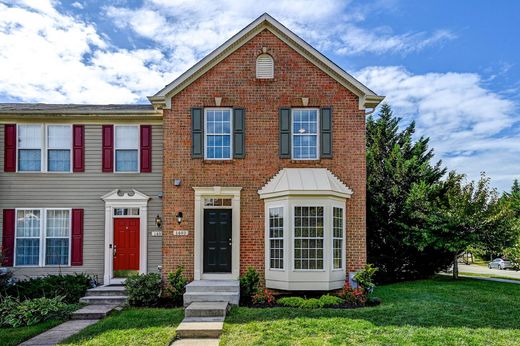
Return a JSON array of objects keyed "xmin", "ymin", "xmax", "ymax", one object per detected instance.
[
  {"xmin": 258, "ymin": 168, "xmax": 353, "ymax": 199},
  {"xmin": 148, "ymin": 13, "xmax": 384, "ymax": 111}
]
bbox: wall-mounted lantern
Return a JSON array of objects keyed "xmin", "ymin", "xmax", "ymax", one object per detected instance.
[
  {"xmin": 155, "ymin": 215, "xmax": 162, "ymax": 229},
  {"xmin": 176, "ymin": 211, "xmax": 183, "ymax": 225}
]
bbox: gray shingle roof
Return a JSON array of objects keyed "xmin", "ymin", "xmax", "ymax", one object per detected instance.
[{"xmin": 0, "ymin": 103, "xmax": 156, "ymax": 114}]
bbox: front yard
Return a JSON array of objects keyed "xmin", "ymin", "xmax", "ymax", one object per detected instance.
[{"xmin": 4, "ymin": 276, "xmax": 519, "ymax": 346}]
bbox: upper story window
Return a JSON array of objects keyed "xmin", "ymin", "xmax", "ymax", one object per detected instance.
[
  {"xmin": 205, "ymin": 108, "xmax": 232, "ymax": 160},
  {"xmin": 256, "ymin": 54, "xmax": 274, "ymax": 79},
  {"xmin": 47, "ymin": 125, "xmax": 72, "ymax": 172},
  {"xmin": 115, "ymin": 125, "xmax": 139, "ymax": 172},
  {"xmin": 17, "ymin": 124, "xmax": 72, "ymax": 172},
  {"xmin": 292, "ymin": 109, "xmax": 319, "ymax": 160}
]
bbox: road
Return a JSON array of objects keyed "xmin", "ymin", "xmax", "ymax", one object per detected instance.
[{"xmin": 458, "ymin": 263, "xmax": 520, "ymax": 280}]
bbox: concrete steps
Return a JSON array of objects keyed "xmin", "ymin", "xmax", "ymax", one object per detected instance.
[
  {"xmin": 79, "ymin": 285, "xmax": 128, "ymax": 306},
  {"xmin": 71, "ymin": 304, "xmax": 120, "ymax": 320},
  {"xmin": 183, "ymin": 280, "xmax": 239, "ymax": 307},
  {"xmin": 185, "ymin": 302, "xmax": 228, "ymax": 318},
  {"xmin": 176, "ymin": 319, "xmax": 224, "ymax": 339}
]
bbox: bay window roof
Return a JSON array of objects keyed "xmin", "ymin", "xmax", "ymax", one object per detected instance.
[{"xmin": 258, "ymin": 168, "xmax": 353, "ymax": 199}]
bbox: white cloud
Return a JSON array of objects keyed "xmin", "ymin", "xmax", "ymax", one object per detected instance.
[{"xmin": 356, "ymin": 66, "xmax": 520, "ymax": 191}]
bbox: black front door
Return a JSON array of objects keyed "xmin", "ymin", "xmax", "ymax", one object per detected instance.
[{"xmin": 203, "ymin": 209, "xmax": 232, "ymax": 273}]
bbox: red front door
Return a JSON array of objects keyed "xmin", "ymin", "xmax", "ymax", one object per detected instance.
[{"xmin": 113, "ymin": 218, "xmax": 140, "ymax": 271}]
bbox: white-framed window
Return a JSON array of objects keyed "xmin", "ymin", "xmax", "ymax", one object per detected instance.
[
  {"xmin": 15, "ymin": 208, "xmax": 71, "ymax": 266},
  {"xmin": 332, "ymin": 207, "xmax": 343, "ymax": 269},
  {"xmin": 205, "ymin": 108, "xmax": 232, "ymax": 160},
  {"xmin": 269, "ymin": 207, "xmax": 284, "ymax": 269},
  {"xmin": 113, "ymin": 208, "xmax": 140, "ymax": 216},
  {"xmin": 256, "ymin": 54, "xmax": 274, "ymax": 79},
  {"xmin": 115, "ymin": 125, "xmax": 139, "ymax": 172},
  {"xmin": 17, "ymin": 124, "xmax": 72, "ymax": 172},
  {"xmin": 204, "ymin": 198, "xmax": 232, "ymax": 207},
  {"xmin": 292, "ymin": 109, "xmax": 319, "ymax": 160},
  {"xmin": 47, "ymin": 125, "xmax": 72, "ymax": 172},
  {"xmin": 294, "ymin": 206, "xmax": 324, "ymax": 270},
  {"xmin": 18, "ymin": 124, "xmax": 43, "ymax": 172}
]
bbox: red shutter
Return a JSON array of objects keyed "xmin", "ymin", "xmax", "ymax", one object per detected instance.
[
  {"xmin": 2, "ymin": 209, "xmax": 15, "ymax": 266},
  {"xmin": 102, "ymin": 125, "xmax": 113, "ymax": 172},
  {"xmin": 71, "ymin": 209, "xmax": 84, "ymax": 266},
  {"xmin": 4, "ymin": 125, "xmax": 16, "ymax": 172},
  {"xmin": 140, "ymin": 125, "xmax": 152, "ymax": 173},
  {"xmin": 73, "ymin": 125, "xmax": 85, "ymax": 172}
]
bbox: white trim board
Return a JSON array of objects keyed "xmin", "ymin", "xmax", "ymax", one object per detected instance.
[
  {"xmin": 149, "ymin": 13, "xmax": 384, "ymax": 110},
  {"xmin": 101, "ymin": 189, "xmax": 150, "ymax": 285}
]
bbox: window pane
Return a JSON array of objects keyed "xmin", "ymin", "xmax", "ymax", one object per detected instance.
[
  {"xmin": 333, "ymin": 207, "xmax": 343, "ymax": 269},
  {"xmin": 48, "ymin": 149, "xmax": 70, "ymax": 172},
  {"xmin": 16, "ymin": 239, "xmax": 39, "ymax": 265},
  {"xmin": 269, "ymin": 207, "xmax": 284, "ymax": 269},
  {"xmin": 115, "ymin": 126, "xmax": 138, "ymax": 149},
  {"xmin": 46, "ymin": 238, "xmax": 69, "ymax": 265},
  {"xmin": 206, "ymin": 109, "xmax": 232, "ymax": 159},
  {"xmin": 116, "ymin": 150, "xmax": 138, "ymax": 172},
  {"xmin": 18, "ymin": 125, "xmax": 41, "ymax": 149},
  {"xmin": 48, "ymin": 125, "xmax": 71, "ymax": 149},
  {"xmin": 16, "ymin": 210, "xmax": 41, "ymax": 237},
  {"xmin": 294, "ymin": 206, "xmax": 324, "ymax": 270},
  {"xmin": 46, "ymin": 210, "xmax": 70, "ymax": 237},
  {"xmin": 18, "ymin": 149, "xmax": 41, "ymax": 171}
]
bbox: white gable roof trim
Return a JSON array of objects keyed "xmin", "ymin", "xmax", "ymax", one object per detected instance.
[
  {"xmin": 258, "ymin": 168, "xmax": 353, "ymax": 199},
  {"xmin": 149, "ymin": 13, "xmax": 384, "ymax": 111}
]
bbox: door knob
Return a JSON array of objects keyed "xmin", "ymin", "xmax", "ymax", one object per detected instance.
[
  {"xmin": 113, "ymin": 245, "xmax": 117, "ymax": 257},
  {"xmin": 228, "ymin": 238, "xmax": 232, "ymax": 246}
]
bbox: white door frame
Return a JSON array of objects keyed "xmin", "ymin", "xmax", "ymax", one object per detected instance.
[
  {"xmin": 101, "ymin": 189, "xmax": 150, "ymax": 285},
  {"xmin": 193, "ymin": 186, "xmax": 241, "ymax": 280}
]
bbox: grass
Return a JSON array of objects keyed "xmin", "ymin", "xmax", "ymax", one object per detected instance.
[
  {"xmin": 0, "ymin": 319, "xmax": 64, "ymax": 346},
  {"xmin": 458, "ymin": 272, "xmax": 520, "ymax": 281},
  {"xmin": 60, "ymin": 308, "xmax": 184, "ymax": 346},
  {"xmin": 222, "ymin": 276, "xmax": 520, "ymax": 346}
]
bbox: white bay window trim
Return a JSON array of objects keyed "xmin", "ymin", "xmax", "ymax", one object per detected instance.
[{"xmin": 14, "ymin": 208, "xmax": 72, "ymax": 267}]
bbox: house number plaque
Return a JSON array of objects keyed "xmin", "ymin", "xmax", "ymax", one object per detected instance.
[{"xmin": 173, "ymin": 230, "xmax": 189, "ymax": 236}]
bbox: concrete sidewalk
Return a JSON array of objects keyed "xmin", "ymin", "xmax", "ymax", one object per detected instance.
[{"xmin": 19, "ymin": 319, "xmax": 99, "ymax": 346}]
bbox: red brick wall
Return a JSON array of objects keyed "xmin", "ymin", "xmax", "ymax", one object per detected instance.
[{"xmin": 162, "ymin": 29, "xmax": 366, "ymax": 282}]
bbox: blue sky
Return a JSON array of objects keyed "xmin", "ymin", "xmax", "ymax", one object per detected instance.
[{"xmin": 0, "ymin": 0, "xmax": 518, "ymax": 192}]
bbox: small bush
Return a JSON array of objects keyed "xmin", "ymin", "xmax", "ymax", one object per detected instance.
[
  {"xmin": 252, "ymin": 289, "xmax": 276, "ymax": 306},
  {"xmin": 3, "ymin": 273, "xmax": 93, "ymax": 304},
  {"xmin": 0, "ymin": 268, "xmax": 14, "ymax": 298},
  {"xmin": 0, "ymin": 296, "xmax": 73, "ymax": 328},
  {"xmin": 278, "ymin": 296, "xmax": 305, "ymax": 308},
  {"xmin": 239, "ymin": 267, "xmax": 259, "ymax": 304},
  {"xmin": 318, "ymin": 294, "xmax": 344, "ymax": 307},
  {"xmin": 354, "ymin": 264, "xmax": 378, "ymax": 293},
  {"xmin": 167, "ymin": 267, "xmax": 188, "ymax": 306},
  {"xmin": 340, "ymin": 281, "xmax": 368, "ymax": 306},
  {"xmin": 125, "ymin": 273, "xmax": 162, "ymax": 307}
]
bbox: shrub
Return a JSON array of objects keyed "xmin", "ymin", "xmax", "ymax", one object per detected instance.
[
  {"xmin": 0, "ymin": 267, "xmax": 14, "ymax": 298},
  {"xmin": 239, "ymin": 267, "xmax": 259, "ymax": 304},
  {"xmin": 318, "ymin": 294, "xmax": 344, "ymax": 307},
  {"xmin": 0, "ymin": 296, "xmax": 73, "ymax": 328},
  {"xmin": 125, "ymin": 273, "xmax": 162, "ymax": 307},
  {"xmin": 340, "ymin": 281, "xmax": 368, "ymax": 306},
  {"xmin": 278, "ymin": 296, "xmax": 304, "ymax": 308},
  {"xmin": 354, "ymin": 264, "xmax": 378, "ymax": 293},
  {"xmin": 167, "ymin": 267, "xmax": 188, "ymax": 306},
  {"xmin": 4, "ymin": 274, "xmax": 93, "ymax": 304},
  {"xmin": 252, "ymin": 289, "xmax": 276, "ymax": 306}
]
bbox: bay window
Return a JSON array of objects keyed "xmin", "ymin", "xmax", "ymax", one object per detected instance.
[
  {"xmin": 115, "ymin": 125, "xmax": 139, "ymax": 172},
  {"xmin": 269, "ymin": 207, "xmax": 284, "ymax": 270},
  {"xmin": 333, "ymin": 207, "xmax": 344, "ymax": 269},
  {"xmin": 15, "ymin": 208, "xmax": 71, "ymax": 266},
  {"xmin": 294, "ymin": 206, "xmax": 324, "ymax": 270}
]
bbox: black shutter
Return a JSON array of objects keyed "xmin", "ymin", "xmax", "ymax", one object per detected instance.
[
  {"xmin": 233, "ymin": 108, "xmax": 245, "ymax": 158},
  {"xmin": 191, "ymin": 108, "xmax": 204, "ymax": 158},
  {"xmin": 279, "ymin": 108, "xmax": 291, "ymax": 158},
  {"xmin": 320, "ymin": 107, "xmax": 332, "ymax": 158}
]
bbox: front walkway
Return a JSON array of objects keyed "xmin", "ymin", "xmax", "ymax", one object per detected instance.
[{"xmin": 19, "ymin": 320, "xmax": 99, "ymax": 346}]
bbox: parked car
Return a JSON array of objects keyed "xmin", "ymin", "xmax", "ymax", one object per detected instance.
[{"xmin": 488, "ymin": 258, "xmax": 513, "ymax": 270}]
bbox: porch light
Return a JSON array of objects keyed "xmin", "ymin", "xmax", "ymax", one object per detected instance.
[
  {"xmin": 155, "ymin": 215, "xmax": 162, "ymax": 228},
  {"xmin": 176, "ymin": 211, "xmax": 183, "ymax": 225}
]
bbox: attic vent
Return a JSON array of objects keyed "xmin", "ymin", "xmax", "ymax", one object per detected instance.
[{"xmin": 256, "ymin": 54, "xmax": 274, "ymax": 79}]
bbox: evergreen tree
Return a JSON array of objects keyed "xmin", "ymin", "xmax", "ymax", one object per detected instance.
[{"xmin": 366, "ymin": 104, "xmax": 449, "ymax": 283}]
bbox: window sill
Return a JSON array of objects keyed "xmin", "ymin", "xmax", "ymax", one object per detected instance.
[{"xmin": 203, "ymin": 160, "xmax": 235, "ymax": 164}]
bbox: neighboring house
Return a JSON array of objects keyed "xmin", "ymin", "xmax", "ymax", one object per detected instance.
[{"xmin": 0, "ymin": 14, "xmax": 383, "ymax": 291}]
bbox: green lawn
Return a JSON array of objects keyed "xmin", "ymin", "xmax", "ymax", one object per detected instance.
[
  {"xmin": 60, "ymin": 308, "xmax": 183, "ymax": 346},
  {"xmin": 0, "ymin": 319, "xmax": 64, "ymax": 346},
  {"xmin": 222, "ymin": 277, "xmax": 520, "ymax": 346},
  {"xmin": 459, "ymin": 272, "xmax": 520, "ymax": 282}
]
